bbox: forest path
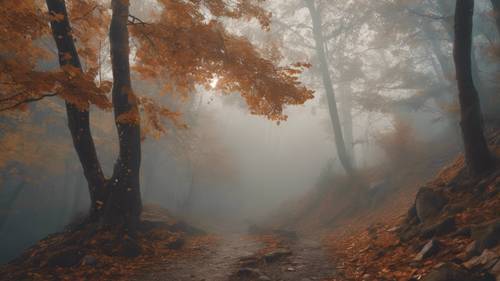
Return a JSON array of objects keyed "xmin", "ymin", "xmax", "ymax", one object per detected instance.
[
  {"xmin": 134, "ymin": 233, "xmax": 262, "ymax": 281},
  {"xmin": 237, "ymin": 236, "xmax": 337, "ymax": 281},
  {"xmin": 134, "ymin": 232, "xmax": 336, "ymax": 281}
]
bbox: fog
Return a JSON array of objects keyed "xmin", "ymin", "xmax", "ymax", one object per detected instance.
[{"xmin": 1, "ymin": 0, "xmax": 499, "ymax": 265}]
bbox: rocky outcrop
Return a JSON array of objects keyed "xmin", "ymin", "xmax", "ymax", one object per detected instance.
[
  {"xmin": 415, "ymin": 239, "xmax": 441, "ymax": 261},
  {"xmin": 415, "ymin": 187, "xmax": 448, "ymax": 223},
  {"xmin": 421, "ymin": 263, "xmax": 485, "ymax": 281},
  {"xmin": 472, "ymin": 220, "xmax": 500, "ymax": 253}
]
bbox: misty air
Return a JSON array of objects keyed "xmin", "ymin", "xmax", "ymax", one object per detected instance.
[{"xmin": 0, "ymin": 0, "xmax": 499, "ymax": 280}]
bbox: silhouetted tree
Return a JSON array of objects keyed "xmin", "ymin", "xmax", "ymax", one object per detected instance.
[{"xmin": 453, "ymin": 0, "xmax": 494, "ymax": 175}]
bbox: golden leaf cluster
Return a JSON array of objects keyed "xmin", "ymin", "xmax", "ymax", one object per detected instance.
[{"xmin": 1, "ymin": 0, "xmax": 313, "ymax": 129}]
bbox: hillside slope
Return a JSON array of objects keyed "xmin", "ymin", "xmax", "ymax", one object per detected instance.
[{"xmin": 325, "ymin": 133, "xmax": 500, "ymax": 281}]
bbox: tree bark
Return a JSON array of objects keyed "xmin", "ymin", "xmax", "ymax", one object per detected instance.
[
  {"xmin": 436, "ymin": 0, "xmax": 486, "ymax": 109},
  {"xmin": 46, "ymin": 0, "xmax": 106, "ymax": 219},
  {"xmin": 104, "ymin": 0, "xmax": 142, "ymax": 229},
  {"xmin": 453, "ymin": 0, "xmax": 494, "ymax": 176},
  {"xmin": 305, "ymin": 0, "xmax": 354, "ymax": 176}
]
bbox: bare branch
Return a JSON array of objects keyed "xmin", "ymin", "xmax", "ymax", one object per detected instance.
[
  {"xmin": 0, "ymin": 93, "xmax": 57, "ymax": 112},
  {"xmin": 128, "ymin": 14, "xmax": 149, "ymax": 26}
]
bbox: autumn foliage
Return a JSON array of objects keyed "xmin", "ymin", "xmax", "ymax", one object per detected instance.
[
  {"xmin": 1, "ymin": 0, "xmax": 312, "ymax": 123},
  {"xmin": 0, "ymin": 0, "xmax": 313, "ymax": 228},
  {"xmin": 0, "ymin": 0, "xmax": 111, "ymax": 112}
]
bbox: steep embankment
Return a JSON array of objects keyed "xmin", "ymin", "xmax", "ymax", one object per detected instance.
[{"xmin": 325, "ymin": 133, "xmax": 500, "ymax": 280}]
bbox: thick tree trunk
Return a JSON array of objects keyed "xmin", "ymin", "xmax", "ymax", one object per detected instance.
[
  {"xmin": 46, "ymin": 0, "xmax": 106, "ymax": 219},
  {"xmin": 105, "ymin": 0, "xmax": 142, "ymax": 229},
  {"xmin": 437, "ymin": 0, "xmax": 487, "ymax": 110},
  {"xmin": 453, "ymin": 0, "xmax": 494, "ymax": 176},
  {"xmin": 47, "ymin": 0, "xmax": 142, "ymax": 230},
  {"xmin": 305, "ymin": 0, "xmax": 354, "ymax": 176}
]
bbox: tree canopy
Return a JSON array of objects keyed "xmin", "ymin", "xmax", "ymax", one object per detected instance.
[{"xmin": 0, "ymin": 0, "xmax": 313, "ymax": 125}]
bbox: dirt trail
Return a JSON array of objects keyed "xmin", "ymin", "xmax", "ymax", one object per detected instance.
[
  {"xmin": 244, "ymin": 237, "xmax": 337, "ymax": 281},
  {"xmin": 135, "ymin": 233, "xmax": 336, "ymax": 281},
  {"xmin": 134, "ymin": 234, "xmax": 261, "ymax": 281}
]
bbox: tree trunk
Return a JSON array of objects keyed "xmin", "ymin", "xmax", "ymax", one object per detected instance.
[
  {"xmin": 422, "ymin": 20, "xmax": 454, "ymax": 82},
  {"xmin": 104, "ymin": 0, "xmax": 142, "ymax": 229},
  {"xmin": 491, "ymin": 0, "xmax": 500, "ymax": 34},
  {"xmin": 47, "ymin": 0, "xmax": 142, "ymax": 230},
  {"xmin": 453, "ymin": 0, "xmax": 494, "ymax": 176},
  {"xmin": 339, "ymin": 84, "xmax": 354, "ymax": 162},
  {"xmin": 437, "ymin": 0, "xmax": 486, "ymax": 110},
  {"xmin": 305, "ymin": 0, "xmax": 354, "ymax": 176},
  {"xmin": 46, "ymin": 0, "xmax": 106, "ymax": 219}
]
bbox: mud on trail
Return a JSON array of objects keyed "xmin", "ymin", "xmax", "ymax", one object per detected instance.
[{"xmin": 135, "ymin": 233, "xmax": 336, "ymax": 281}]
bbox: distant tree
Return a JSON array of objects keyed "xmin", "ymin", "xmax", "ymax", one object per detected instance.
[
  {"xmin": 304, "ymin": 0, "xmax": 354, "ymax": 176},
  {"xmin": 453, "ymin": 0, "xmax": 494, "ymax": 175},
  {"xmin": 1, "ymin": 0, "xmax": 313, "ymax": 231},
  {"xmin": 491, "ymin": 0, "xmax": 500, "ymax": 34}
]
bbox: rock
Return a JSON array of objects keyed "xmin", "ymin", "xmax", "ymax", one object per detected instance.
[
  {"xmin": 81, "ymin": 255, "xmax": 97, "ymax": 266},
  {"xmin": 258, "ymin": 276, "xmax": 271, "ymax": 281},
  {"xmin": 464, "ymin": 241, "xmax": 479, "ymax": 259},
  {"xmin": 472, "ymin": 220, "xmax": 500, "ymax": 252},
  {"xmin": 421, "ymin": 217, "xmax": 456, "ymax": 239},
  {"xmin": 407, "ymin": 204, "xmax": 418, "ymax": 222},
  {"xmin": 463, "ymin": 249, "xmax": 499, "ymax": 270},
  {"xmin": 47, "ymin": 247, "xmax": 84, "ymax": 268},
  {"xmin": 422, "ymin": 263, "xmax": 483, "ymax": 281},
  {"xmin": 400, "ymin": 225, "xmax": 420, "ymax": 242},
  {"xmin": 490, "ymin": 260, "xmax": 500, "ymax": 279},
  {"xmin": 485, "ymin": 258, "xmax": 500, "ymax": 272},
  {"xmin": 237, "ymin": 267, "xmax": 261, "ymax": 277},
  {"xmin": 415, "ymin": 239, "xmax": 441, "ymax": 261},
  {"xmin": 446, "ymin": 204, "xmax": 466, "ymax": 215},
  {"xmin": 166, "ymin": 237, "xmax": 185, "ymax": 250},
  {"xmin": 387, "ymin": 226, "xmax": 400, "ymax": 233},
  {"xmin": 286, "ymin": 267, "xmax": 295, "ymax": 271},
  {"xmin": 453, "ymin": 226, "xmax": 471, "ymax": 238},
  {"xmin": 264, "ymin": 249, "xmax": 292, "ymax": 263},
  {"xmin": 415, "ymin": 187, "xmax": 447, "ymax": 223}
]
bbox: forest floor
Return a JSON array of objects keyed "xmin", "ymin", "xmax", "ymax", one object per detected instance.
[
  {"xmin": 0, "ymin": 205, "xmax": 338, "ymax": 281},
  {"xmin": 2, "ymin": 133, "xmax": 499, "ymax": 281},
  {"xmin": 133, "ymin": 232, "xmax": 336, "ymax": 281},
  {"xmin": 323, "ymin": 137, "xmax": 500, "ymax": 280}
]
